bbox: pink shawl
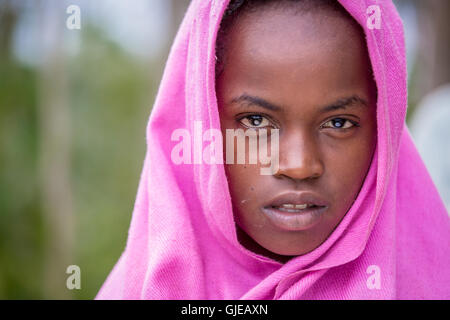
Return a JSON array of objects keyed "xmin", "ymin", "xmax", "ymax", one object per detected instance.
[{"xmin": 96, "ymin": 0, "xmax": 449, "ymax": 299}]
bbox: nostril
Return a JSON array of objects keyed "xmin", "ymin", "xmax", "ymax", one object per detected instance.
[{"xmin": 273, "ymin": 158, "xmax": 324, "ymax": 181}]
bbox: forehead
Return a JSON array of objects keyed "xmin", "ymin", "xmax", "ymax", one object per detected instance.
[{"xmin": 219, "ymin": 6, "xmax": 372, "ymax": 105}]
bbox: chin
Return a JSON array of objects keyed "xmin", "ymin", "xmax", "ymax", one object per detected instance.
[
  {"xmin": 254, "ymin": 233, "xmax": 323, "ymax": 258},
  {"xmin": 267, "ymin": 245, "xmax": 315, "ymax": 257}
]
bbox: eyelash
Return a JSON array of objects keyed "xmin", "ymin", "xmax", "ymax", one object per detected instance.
[
  {"xmin": 321, "ymin": 118, "xmax": 360, "ymax": 130},
  {"xmin": 238, "ymin": 114, "xmax": 274, "ymax": 128},
  {"xmin": 238, "ymin": 114, "xmax": 359, "ymax": 130}
]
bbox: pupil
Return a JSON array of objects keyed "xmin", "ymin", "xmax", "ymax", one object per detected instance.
[
  {"xmin": 333, "ymin": 119, "xmax": 344, "ymax": 128},
  {"xmin": 250, "ymin": 116, "xmax": 262, "ymax": 126}
]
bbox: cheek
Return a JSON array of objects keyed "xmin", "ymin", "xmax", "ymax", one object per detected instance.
[
  {"xmin": 224, "ymin": 163, "xmax": 260, "ymax": 203},
  {"xmin": 322, "ymin": 130, "xmax": 376, "ymax": 200},
  {"xmin": 224, "ymin": 163, "xmax": 267, "ymax": 226},
  {"xmin": 219, "ymin": 117, "xmax": 269, "ymax": 228}
]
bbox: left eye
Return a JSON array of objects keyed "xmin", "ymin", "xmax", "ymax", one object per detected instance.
[
  {"xmin": 322, "ymin": 118, "xmax": 355, "ymax": 129},
  {"xmin": 239, "ymin": 115, "xmax": 271, "ymax": 128}
]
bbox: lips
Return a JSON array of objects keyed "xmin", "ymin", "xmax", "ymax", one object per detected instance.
[
  {"xmin": 262, "ymin": 192, "xmax": 329, "ymax": 231},
  {"xmin": 273, "ymin": 203, "xmax": 316, "ymax": 212}
]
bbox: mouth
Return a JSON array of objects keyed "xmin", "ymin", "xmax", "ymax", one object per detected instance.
[
  {"xmin": 270, "ymin": 203, "xmax": 321, "ymax": 212},
  {"xmin": 262, "ymin": 192, "xmax": 329, "ymax": 231}
]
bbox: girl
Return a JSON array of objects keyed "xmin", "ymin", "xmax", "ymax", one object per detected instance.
[{"xmin": 96, "ymin": 0, "xmax": 449, "ymax": 299}]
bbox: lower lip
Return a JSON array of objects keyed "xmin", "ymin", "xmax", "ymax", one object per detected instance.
[{"xmin": 262, "ymin": 206, "xmax": 327, "ymax": 231}]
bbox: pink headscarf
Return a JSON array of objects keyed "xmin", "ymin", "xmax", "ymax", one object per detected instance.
[{"xmin": 96, "ymin": 0, "xmax": 449, "ymax": 299}]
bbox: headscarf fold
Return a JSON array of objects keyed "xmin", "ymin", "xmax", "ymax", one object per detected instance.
[{"xmin": 96, "ymin": 0, "xmax": 450, "ymax": 299}]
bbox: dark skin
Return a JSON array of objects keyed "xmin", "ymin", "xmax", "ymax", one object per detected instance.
[{"xmin": 216, "ymin": 5, "xmax": 377, "ymax": 263}]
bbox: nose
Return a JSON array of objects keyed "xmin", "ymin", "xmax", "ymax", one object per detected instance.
[{"xmin": 274, "ymin": 130, "xmax": 324, "ymax": 181}]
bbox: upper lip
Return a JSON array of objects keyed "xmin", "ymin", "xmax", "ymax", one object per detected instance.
[{"xmin": 264, "ymin": 191, "xmax": 329, "ymax": 208}]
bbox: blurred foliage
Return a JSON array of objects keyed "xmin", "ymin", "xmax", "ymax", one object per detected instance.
[
  {"xmin": 0, "ymin": 55, "xmax": 43, "ymax": 299},
  {"xmin": 0, "ymin": 13, "xmax": 159, "ymax": 298},
  {"xmin": 68, "ymin": 24, "xmax": 153, "ymax": 299}
]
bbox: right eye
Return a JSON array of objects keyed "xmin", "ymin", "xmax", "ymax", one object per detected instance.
[{"xmin": 239, "ymin": 115, "xmax": 271, "ymax": 128}]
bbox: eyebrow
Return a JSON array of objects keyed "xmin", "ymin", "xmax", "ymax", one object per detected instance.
[
  {"xmin": 229, "ymin": 93, "xmax": 368, "ymax": 113},
  {"xmin": 230, "ymin": 94, "xmax": 282, "ymax": 111},
  {"xmin": 320, "ymin": 95, "xmax": 368, "ymax": 112}
]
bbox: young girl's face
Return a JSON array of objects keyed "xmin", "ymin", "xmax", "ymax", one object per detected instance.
[{"xmin": 216, "ymin": 5, "xmax": 377, "ymax": 261}]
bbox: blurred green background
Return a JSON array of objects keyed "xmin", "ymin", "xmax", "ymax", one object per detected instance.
[{"xmin": 0, "ymin": 0, "xmax": 448, "ymax": 299}]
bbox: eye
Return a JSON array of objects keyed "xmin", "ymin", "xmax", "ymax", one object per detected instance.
[
  {"xmin": 322, "ymin": 118, "xmax": 357, "ymax": 129},
  {"xmin": 239, "ymin": 115, "xmax": 271, "ymax": 128}
]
